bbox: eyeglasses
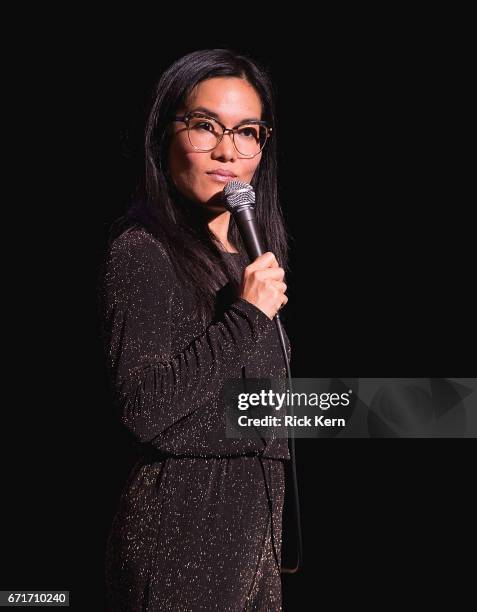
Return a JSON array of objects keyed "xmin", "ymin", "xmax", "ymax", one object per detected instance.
[{"xmin": 172, "ymin": 111, "xmax": 272, "ymax": 158}]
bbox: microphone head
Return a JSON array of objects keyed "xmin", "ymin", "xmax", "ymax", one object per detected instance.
[{"xmin": 222, "ymin": 180, "xmax": 255, "ymax": 213}]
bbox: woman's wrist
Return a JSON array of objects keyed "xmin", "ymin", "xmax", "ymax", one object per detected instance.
[{"xmin": 233, "ymin": 297, "xmax": 276, "ymax": 327}]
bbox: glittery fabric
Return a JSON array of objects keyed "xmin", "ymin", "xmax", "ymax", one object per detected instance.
[{"xmin": 99, "ymin": 227, "xmax": 291, "ymax": 611}]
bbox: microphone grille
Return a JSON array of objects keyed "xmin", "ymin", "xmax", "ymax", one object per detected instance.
[{"xmin": 222, "ymin": 180, "xmax": 255, "ymax": 212}]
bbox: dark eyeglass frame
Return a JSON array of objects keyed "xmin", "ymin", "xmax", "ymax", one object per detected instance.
[{"xmin": 172, "ymin": 111, "xmax": 273, "ymax": 158}]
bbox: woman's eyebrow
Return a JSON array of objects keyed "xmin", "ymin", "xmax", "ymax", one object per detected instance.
[{"xmin": 190, "ymin": 106, "xmax": 261, "ymax": 123}]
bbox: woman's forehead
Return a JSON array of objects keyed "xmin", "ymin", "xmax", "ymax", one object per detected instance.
[{"xmin": 185, "ymin": 78, "xmax": 263, "ymax": 122}]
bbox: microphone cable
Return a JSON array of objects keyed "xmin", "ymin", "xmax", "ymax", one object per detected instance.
[{"xmin": 274, "ymin": 311, "xmax": 302, "ymax": 574}]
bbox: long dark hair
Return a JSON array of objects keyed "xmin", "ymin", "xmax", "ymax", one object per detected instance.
[{"xmin": 109, "ymin": 48, "xmax": 290, "ymax": 326}]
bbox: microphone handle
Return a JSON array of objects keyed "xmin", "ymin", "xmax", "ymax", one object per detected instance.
[{"xmin": 233, "ymin": 207, "xmax": 264, "ymax": 260}]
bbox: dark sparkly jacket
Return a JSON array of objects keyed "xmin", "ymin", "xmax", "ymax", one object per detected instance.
[{"xmin": 99, "ymin": 226, "xmax": 291, "ymax": 461}]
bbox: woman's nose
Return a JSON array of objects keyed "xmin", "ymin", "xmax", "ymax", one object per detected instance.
[{"xmin": 211, "ymin": 132, "xmax": 237, "ymax": 160}]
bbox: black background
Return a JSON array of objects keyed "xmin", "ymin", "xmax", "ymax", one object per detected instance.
[{"xmin": 2, "ymin": 11, "xmax": 474, "ymax": 610}]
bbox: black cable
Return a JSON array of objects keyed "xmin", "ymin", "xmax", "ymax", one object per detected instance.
[{"xmin": 274, "ymin": 312, "xmax": 303, "ymax": 574}]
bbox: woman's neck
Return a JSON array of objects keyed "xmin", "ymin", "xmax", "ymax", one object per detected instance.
[{"xmin": 208, "ymin": 210, "xmax": 238, "ymax": 253}]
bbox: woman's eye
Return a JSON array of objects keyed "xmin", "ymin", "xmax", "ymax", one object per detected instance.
[
  {"xmin": 196, "ymin": 122, "xmax": 214, "ymax": 131},
  {"xmin": 239, "ymin": 128, "xmax": 257, "ymax": 139}
]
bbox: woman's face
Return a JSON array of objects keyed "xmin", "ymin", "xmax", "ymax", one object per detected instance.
[{"xmin": 168, "ymin": 77, "xmax": 264, "ymax": 211}]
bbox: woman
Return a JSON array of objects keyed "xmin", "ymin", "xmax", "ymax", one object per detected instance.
[{"xmin": 99, "ymin": 48, "xmax": 291, "ymax": 611}]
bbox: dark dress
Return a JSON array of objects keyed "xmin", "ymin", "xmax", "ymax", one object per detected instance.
[{"xmin": 99, "ymin": 226, "xmax": 291, "ymax": 611}]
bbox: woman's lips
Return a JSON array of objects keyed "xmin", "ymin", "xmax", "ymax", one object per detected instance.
[{"xmin": 206, "ymin": 172, "xmax": 237, "ymax": 183}]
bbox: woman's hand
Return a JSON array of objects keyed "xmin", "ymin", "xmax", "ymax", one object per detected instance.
[{"xmin": 239, "ymin": 252, "xmax": 288, "ymax": 320}]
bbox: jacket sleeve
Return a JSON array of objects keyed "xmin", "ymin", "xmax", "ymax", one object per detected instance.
[{"xmin": 99, "ymin": 230, "xmax": 277, "ymax": 448}]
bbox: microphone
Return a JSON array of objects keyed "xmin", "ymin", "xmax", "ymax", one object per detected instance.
[
  {"xmin": 222, "ymin": 179, "xmax": 283, "ymax": 320},
  {"xmin": 222, "ymin": 180, "xmax": 264, "ymax": 261},
  {"xmin": 222, "ymin": 179, "xmax": 303, "ymax": 575}
]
